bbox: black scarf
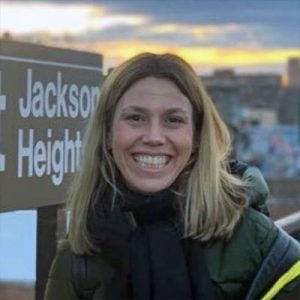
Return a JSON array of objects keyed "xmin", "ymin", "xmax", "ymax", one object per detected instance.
[{"xmin": 87, "ymin": 186, "xmax": 217, "ymax": 300}]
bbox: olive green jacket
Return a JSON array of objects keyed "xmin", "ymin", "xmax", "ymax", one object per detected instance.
[
  {"xmin": 45, "ymin": 166, "xmax": 300, "ymax": 299},
  {"xmin": 44, "ymin": 208, "xmax": 300, "ymax": 300}
]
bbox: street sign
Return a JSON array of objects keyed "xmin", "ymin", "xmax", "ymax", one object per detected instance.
[{"xmin": 0, "ymin": 39, "xmax": 102, "ymax": 211}]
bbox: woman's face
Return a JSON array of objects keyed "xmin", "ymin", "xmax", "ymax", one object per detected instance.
[{"xmin": 111, "ymin": 77, "xmax": 194, "ymax": 193}]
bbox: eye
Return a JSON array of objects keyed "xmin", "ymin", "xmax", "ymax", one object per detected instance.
[
  {"xmin": 166, "ymin": 116, "xmax": 185, "ymax": 125},
  {"xmin": 125, "ymin": 114, "xmax": 145, "ymax": 123}
]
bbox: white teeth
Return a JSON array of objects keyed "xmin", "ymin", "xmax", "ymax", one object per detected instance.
[{"xmin": 134, "ymin": 155, "xmax": 168, "ymax": 169}]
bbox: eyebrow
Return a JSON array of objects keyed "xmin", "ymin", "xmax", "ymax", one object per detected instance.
[{"xmin": 121, "ymin": 106, "xmax": 189, "ymax": 114}]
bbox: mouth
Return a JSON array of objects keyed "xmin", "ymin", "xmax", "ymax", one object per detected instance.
[{"xmin": 132, "ymin": 154, "xmax": 171, "ymax": 169}]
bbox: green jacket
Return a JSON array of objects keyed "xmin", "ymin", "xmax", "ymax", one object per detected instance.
[{"xmin": 45, "ymin": 166, "xmax": 300, "ymax": 299}]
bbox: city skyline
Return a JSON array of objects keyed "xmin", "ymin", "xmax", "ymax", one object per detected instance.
[{"xmin": 1, "ymin": 0, "xmax": 299, "ymax": 75}]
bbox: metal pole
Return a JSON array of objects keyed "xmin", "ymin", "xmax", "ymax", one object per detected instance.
[{"xmin": 35, "ymin": 205, "xmax": 58, "ymax": 300}]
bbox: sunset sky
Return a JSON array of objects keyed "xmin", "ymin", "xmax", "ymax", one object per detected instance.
[{"xmin": 1, "ymin": 0, "xmax": 300, "ymax": 74}]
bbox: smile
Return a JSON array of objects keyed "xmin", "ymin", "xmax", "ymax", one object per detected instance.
[{"xmin": 133, "ymin": 154, "xmax": 170, "ymax": 169}]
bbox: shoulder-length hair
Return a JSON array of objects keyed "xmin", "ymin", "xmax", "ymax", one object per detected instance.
[{"xmin": 67, "ymin": 53, "xmax": 246, "ymax": 253}]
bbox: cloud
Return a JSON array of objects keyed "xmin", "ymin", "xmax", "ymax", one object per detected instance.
[
  {"xmin": 147, "ymin": 23, "xmax": 240, "ymax": 38},
  {"xmin": 176, "ymin": 47, "xmax": 300, "ymax": 66},
  {"xmin": 54, "ymin": 39, "xmax": 299, "ymax": 73},
  {"xmin": 1, "ymin": 1, "xmax": 148, "ymax": 36},
  {"xmin": 2, "ymin": 0, "xmax": 299, "ymax": 74},
  {"xmin": 141, "ymin": 23, "xmax": 265, "ymax": 47},
  {"xmin": 89, "ymin": 14, "xmax": 148, "ymax": 30},
  {"xmin": 1, "ymin": 2, "xmax": 103, "ymax": 35},
  {"xmin": 2, "ymin": 0, "xmax": 299, "ymax": 49}
]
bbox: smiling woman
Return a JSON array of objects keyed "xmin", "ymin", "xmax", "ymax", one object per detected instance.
[
  {"xmin": 111, "ymin": 77, "xmax": 194, "ymax": 193},
  {"xmin": 44, "ymin": 53, "xmax": 300, "ymax": 300}
]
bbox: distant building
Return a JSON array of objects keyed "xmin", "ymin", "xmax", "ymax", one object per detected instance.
[
  {"xmin": 287, "ymin": 57, "xmax": 300, "ymax": 89},
  {"xmin": 201, "ymin": 69, "xmax": 239, "ymax": 126},
  {"xmin": 247, "ymin": 108, "xmax": 277, "ymax": 126},
  {"xmin": 277, "ymin": 88, "xmax": 300, "ymax": 125},
  {"xmin": 202, "ymin": 69, "xmax": 282, "ymax": 127},
  {"xmin": 203, "ymin": 69, "xmax": 282, "ymax": 88},
  {"xmin": 206, "ymin": 84, "xmax": 240, "ymax": 127}
]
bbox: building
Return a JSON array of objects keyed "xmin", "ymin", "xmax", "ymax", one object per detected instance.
[
  {"xmin": 202, "ymin": 69, "xmax": 282, "ymax": 127},
  {"xmin": 287, "ymin": 57, "xmax": 300, "ymax": 89}
]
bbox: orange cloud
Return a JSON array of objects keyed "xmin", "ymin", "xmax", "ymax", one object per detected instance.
[
  {"xmin": 177, "ymin": 47, "xmax": 300, "ymax": 65},
  {"xmin": 67, "ymin": 39, "xmax": 300, "ymax": 71},
  {"xmin": 65, "ymin": 40, "xmax": 171, "ymax": 61},
  {"xmin": 147, "ymin": 23, "xmax": 245, "ymax": 39}
]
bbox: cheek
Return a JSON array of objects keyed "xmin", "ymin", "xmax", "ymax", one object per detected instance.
[{"xmin": 111, "ymin": 122, "xmax": 137, "ymax": 151}]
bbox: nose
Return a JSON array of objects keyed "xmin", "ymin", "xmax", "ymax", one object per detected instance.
[{"xmin": 142, "ymin": 120, "xmax": 166, "ymax": 145}]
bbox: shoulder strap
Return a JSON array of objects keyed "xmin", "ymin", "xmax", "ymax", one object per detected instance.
[
  {"xmin": 245, "ymin": 227, "xmax": 300, "ymax": 299},
  {"xmin": 71, "ymin": 254, "xmax": 99, "ymax": 300},
  {"xmin": 261, "ymin": 260, "xmax": 300, "ymax": 300}
]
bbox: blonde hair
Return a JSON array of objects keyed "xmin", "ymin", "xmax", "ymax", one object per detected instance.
[{"xmin": 67, "ymin": 53, "xmax": 246, "ymax": 254}]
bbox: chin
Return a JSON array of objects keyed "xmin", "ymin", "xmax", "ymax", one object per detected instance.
[{"xmin": 129, "ymin": 180, "xmax": 172, "ymax": 194}]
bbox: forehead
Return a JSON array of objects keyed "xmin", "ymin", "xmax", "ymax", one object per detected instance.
[{"xmin": 117, "ymin": 77, "xmax": 192, "ymax": 112}]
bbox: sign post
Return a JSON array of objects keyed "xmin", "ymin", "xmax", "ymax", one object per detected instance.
[
  {"xmin": 0, "ymin": 39, "xmax": 102, "ymax": 299},
  {"xmin": 0, "ymin": 39, "xmax": 102, "ymax": 211}
]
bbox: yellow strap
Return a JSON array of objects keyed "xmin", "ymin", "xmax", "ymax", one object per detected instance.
[{"xmin": 261, "ymin": 260, "xmax": 300, "ymax": 300}]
